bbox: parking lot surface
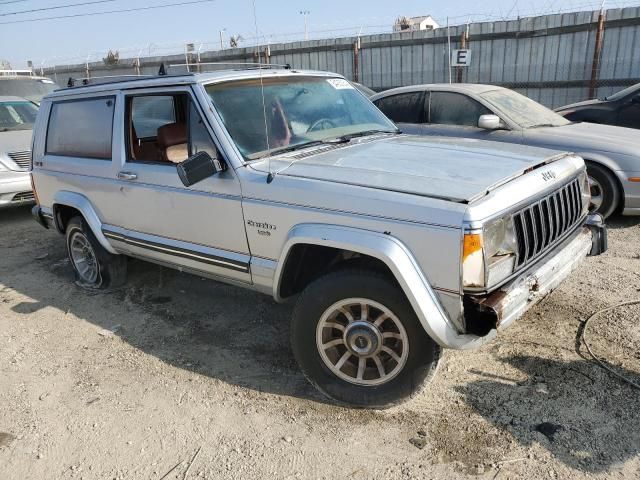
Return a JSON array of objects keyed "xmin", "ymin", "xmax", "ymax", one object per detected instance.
[{"xmin": 1, "ymin": 206, "xmax": 638, "ymax": 479}]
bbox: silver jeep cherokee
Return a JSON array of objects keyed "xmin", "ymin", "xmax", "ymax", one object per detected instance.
[{"xmin": 31, "ymin": 67, "xmax": 607, "ymax": 407}]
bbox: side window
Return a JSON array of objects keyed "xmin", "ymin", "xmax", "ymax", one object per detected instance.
[
  {"xmin": 374, "ymin": 92, "xmax": 424, "ymax": 123},
  {"xmin": 46, "ymin": 97, "xmax": 114, "ymax": 159},
  {"xmin": 127, "ymin": 93, "xmax": 217, "ymax": 165},
  {"xmin": 131, "ymin": 96, "xmax": 175, "ymax": 138},
  {"xmin": 429, "ymin": 92, "xmax": 491, "ymax": 127}
]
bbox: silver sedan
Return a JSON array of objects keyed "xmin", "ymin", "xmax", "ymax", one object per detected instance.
[{"xmin": 372, "ymin": 84, "xmax": 640, "ymax": 218}]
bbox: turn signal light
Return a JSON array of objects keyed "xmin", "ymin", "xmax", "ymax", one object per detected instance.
[{"xmin": 463, "ymin": 233, "xmax": 483, "ymax": 261}]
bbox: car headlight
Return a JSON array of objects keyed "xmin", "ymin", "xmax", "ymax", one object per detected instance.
[
  {"xmin": 463, "ymin": 216, "xmax": 518, "ymax": 289},
  {"xmin": 579, "ymin": 170, "xmax": 591, "ymax": 214}
]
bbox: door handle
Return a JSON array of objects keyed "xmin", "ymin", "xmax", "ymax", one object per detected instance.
[{"xmin": 117, "ymin": 171, "xmax": 138, "ymax": 181}]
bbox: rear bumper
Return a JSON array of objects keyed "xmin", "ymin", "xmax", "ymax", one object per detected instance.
[
  {"xmin": 31, "ymin": 205, "xmax": 54, "ymax": 229},
  {"xmin": 465, "ymin": 214, "xmax": 606, "ymax": 334},
  {"xmin": 0, "ymin": 171, "xmax": 33, "ymax": 208}
]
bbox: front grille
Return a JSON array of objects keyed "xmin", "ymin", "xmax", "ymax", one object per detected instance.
[
  {"xmin": 8, "ymin": 150, "xmax": 31, "ymax": 170},
  {"xmin": 513, "ymin": 177, "xmax": 583, "ymax": 267},
  {"xmin": 12, "ymin": 191, "xmax": 35, "ymax": 202}
]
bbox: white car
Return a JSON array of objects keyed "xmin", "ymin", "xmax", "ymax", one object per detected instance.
[{"xmin": 0, "ymin": 96, "xmax": 37, "ymax": 208}]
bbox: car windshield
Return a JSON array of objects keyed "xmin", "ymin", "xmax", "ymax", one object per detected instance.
[
  {"xmin": 206, "ymin": 76, "xmax": 397, "ymax": 160},
  {"xmin": 605, "ymin": 83, "xmax": 640, "ymax": 101},
  {"xmin": 0, "ymin": 101, "xmax": 38, "ymax": 131},
  {"xmin": 480, "ymin": 89, "xmax": 570, "ymax": 129},
  {"xmin": 0, "ymin": 78, "xmax": 58, "ymax": 104}
]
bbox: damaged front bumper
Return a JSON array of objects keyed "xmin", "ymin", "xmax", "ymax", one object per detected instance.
[{"xmin": 465, "ymin": 214, "xmax": 607, "ymax": 335}]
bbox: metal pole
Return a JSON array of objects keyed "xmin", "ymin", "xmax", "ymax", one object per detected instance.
[
  {"xmin": 300, "ymin": 10, "xmax": 310, "ymax": 41},
  {"xmin": 457, "ymin": 26, "xmax": 468, "ymax": 83},
  {"xmin": 447, "ymin": 17, "xmax": 452, "ymax": 84},
  {"xmin": 219, "ymin": 30, "xmax": 225, "ymax": 50}
]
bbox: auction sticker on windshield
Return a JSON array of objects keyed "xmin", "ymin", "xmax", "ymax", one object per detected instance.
[{"xmin": 327, "ymin": 78, "xmax": 354, "ymax": 89}]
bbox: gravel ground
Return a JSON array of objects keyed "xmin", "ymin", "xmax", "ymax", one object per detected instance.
[{"xmin": 0, "ymin": 205, "xmax": 638, "ymax": 480}]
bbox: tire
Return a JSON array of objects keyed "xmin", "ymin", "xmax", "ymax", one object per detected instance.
[
  {"xmin": 586, "ymin": 162, "xmax": 620, "ymax": 219},
  {"xmin": 291, "ymin": 269, "xmax": 441, "ymax": 408},
  {"xmin": 65, "ymin": 216, "xmax": 127, "ymax": 289}
]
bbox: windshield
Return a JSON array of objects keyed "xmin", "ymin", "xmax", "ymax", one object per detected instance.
[
  {"xmin": 0, "ymin": 101, "xmax": 38, "ymax": 131},
  {"xmin": 480, "ymin": 89, "xmax": 570, "ymax": 129},
  {"xmin": 0, "ymin": 78, "xmax": 58, "ymax": 104},
  {"xmin": 606, "ymin": 83, "xmax": 640, "ymax": 101},
  {"xmin": 206, "ymin": 76, "xmax": 397, "ymax": 159}
]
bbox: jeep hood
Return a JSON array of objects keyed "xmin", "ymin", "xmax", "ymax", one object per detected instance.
[{"xmin": 257, "ymin": 135, "xmax": 569, "ymax": 203}]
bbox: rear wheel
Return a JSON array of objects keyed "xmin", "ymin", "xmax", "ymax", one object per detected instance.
[
  {"xmin": 587, "ymin": 163, "xmax": 620, "ymax": 219},
  {"xmin": 291, "ymin": 269, "xmax": 441, "ymax": 408},
  {"xmin": 65, "ymin": 216, "xmax": 127, "ymax": 289}
]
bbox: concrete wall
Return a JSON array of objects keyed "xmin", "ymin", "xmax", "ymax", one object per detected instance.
[{"xmin": 44, "ymin": 7, "xmax": 640, "ymax": 108}]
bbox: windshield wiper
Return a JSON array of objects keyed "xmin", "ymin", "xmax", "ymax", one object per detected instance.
[{"xmin": 338, "ymin": 129, "xmax": 399, "ymax": 141}]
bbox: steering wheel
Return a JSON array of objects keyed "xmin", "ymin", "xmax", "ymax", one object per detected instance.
[{"xmin": 307, "ymin": 118, "xmax": 337, "ymax": 133}]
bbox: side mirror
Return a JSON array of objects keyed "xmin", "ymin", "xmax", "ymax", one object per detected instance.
[
  {"xmin": 478, "ymin": 114, "xmax": 503, "ymax": 130},
  {"xmin": 177, "ymin": 151, "xmax": 224, "ymax": 187}
]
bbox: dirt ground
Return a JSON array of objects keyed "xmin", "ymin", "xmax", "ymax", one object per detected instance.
[{"xmin": 0, "ymin": 205, "xmax": 638, "ymax": 480}]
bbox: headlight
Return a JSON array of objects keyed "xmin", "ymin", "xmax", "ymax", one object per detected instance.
[
  {"xmin": 463, "ymin": 216, "xmax": 518, "ymax": 289},
  {"xmin": 579, "ymin": 170, "xmax": 591, "ymax": 214}
]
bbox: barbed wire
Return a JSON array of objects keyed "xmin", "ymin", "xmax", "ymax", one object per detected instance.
[{"xmin": 14, "ymin": 1, "xmax": 640, "ymax": 70}]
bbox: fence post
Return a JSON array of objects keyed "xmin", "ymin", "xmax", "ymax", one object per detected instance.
[
  {"xmin": 353, "ymin": 38, "xmax": 360, "ymax": 83},
  {"xmin": 589, "ymin": 10, "xmax": 606, "ymax": 99},
  {"xmin": 456, "ymin": 29, "xmax": 467, "ymax": 83}
]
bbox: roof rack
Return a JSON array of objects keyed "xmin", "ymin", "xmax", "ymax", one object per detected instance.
[
  {"xmin": 167, "ymin": 62, "xmax": 292, "ymax": 73},
  {"xmin": 63, "ymin": 61, "xmax": 294, "ymax": 89},
  {"xmin": 66, "ymin": 74, "xmax": 157, "ymax": 88}
]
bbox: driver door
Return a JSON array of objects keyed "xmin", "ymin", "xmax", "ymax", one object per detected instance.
[
  {"xmin": 102, "ymin": 87, "xmax": 251, "ymax": 283},
  {"xmin": 421, "ymin": 91, "xmax": 511, "ymax": 141}
]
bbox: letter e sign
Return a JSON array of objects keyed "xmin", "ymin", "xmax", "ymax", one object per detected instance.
[{"xmin": 452, "ymin": 49, "xmax": 471, "ymax": 67}]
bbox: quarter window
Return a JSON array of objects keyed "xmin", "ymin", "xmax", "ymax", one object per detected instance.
[
  {"xmin": 46, "ymin": 97, "xmax": 114, "ymax": 159},
  {"xmin": 428, "ymin": 92, "xmax": 491, "ymax": 127},
  {"xmin": 374, "ymin": 92, "xmax": 424, "ymax": 124}
]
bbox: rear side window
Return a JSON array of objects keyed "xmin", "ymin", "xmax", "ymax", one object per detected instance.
[
  {"xmin": 428, "ymin": 92, "xmax": 491, "ymax": 127},
  {"xmin": 46, "ymin": 97, "xmax": 114, "ymax": 159},
  {"xmin": 374, "ymin": 92, "xmax": 424, "ymax": 123}
]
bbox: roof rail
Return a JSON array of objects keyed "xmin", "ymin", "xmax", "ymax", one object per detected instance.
[
  {"xmin": 168, "ymin": 62, "xmax": 292, "ymax": 73},
  {"xmin": 65, "ymin": 74, "xmax": 183, "ymax": 88}
]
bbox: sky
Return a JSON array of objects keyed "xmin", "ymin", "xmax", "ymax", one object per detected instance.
[{"xmin": 1, "ymin": 0, "xmax": 638, "ymax": 69}]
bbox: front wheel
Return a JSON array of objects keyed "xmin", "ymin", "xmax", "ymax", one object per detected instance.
[
  {"xmin": 587, "ymin": 163, "xmax": 620, "ymax": 219},
  {"xmin": 291, "ymin": 269, "xmax": 441, "ymax": 408}
]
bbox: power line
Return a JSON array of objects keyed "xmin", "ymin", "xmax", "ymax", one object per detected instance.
[
  {"xmin": 1, "ymin": 0, "xmax": 117, "ymax": 17},
  {"xmin": 0, "ymin": 0, "xmax": 216, "ymax": 24},
  {"xmin": 0, "ymin": 0, "xmax": 28, "ymax": 5}
]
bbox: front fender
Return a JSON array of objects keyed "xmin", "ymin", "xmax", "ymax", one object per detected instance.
[
  {"xmin": 274, "ymin": 223, "xmax": 492, "ymax": 350},
  {"xmin": 53, "ymin": 191, "xmax": 118, "ymax": 254}
]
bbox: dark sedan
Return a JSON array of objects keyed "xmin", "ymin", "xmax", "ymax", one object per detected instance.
[{"xmin": 555, "ymin": 83, "xmax": 640, "ymax": 130}]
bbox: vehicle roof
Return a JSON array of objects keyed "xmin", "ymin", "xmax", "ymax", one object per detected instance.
[
  {"xmin": 0, "ymin": 96, "xmax": 30, "ymax": 103},
  {"xmin": 0, "ymin": 75, "xmax": 52, "ymax": 81},
  {"xmin": 42, "ymin": 68, "xmax": 343, "ymax": 100},
  {"xmin": 371, "ymin": 83, "xmax": 504, "ymax": 99}
]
